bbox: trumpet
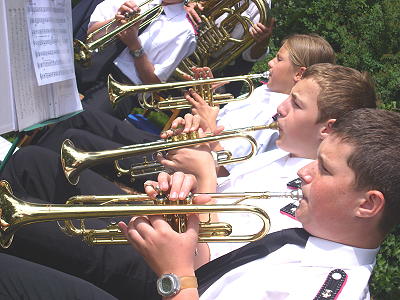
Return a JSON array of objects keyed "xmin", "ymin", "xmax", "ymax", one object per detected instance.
[
  {"xmin": 108, "ymin": 72, "xmax": 270, "ymax": 110},
  {"xmin": 0, "ymin": 180, "xmax": 307, "ymax": 248},
  {"xmin": 61, "ymin": 122, "xmax": 278, "ymax": 185},
  {"xmin": 114, "ymin": 144, "xmax": 247, "ymax": 181},
  {"xmin": 74, "ymin": 0, "xmax": 163, "ymax": 67}
]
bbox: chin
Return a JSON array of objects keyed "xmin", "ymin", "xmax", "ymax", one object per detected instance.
[{"xmin": 276, "ymin": 139, "xmax": 290, "ymax": 153}]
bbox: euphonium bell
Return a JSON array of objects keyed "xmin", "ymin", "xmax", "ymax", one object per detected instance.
[
  {"xmin": 0, "ymin": 180, "xmax": 308, "ymax": 247},
  {"xmin": 74, "ymin": 0, "xmax": 163, "ymax": 67},
  {"xmin": 61, "ymin": 122, "xmax": 278, "ymax": 185},
  {"xmin": 107, "ymin": 72, "xmax": 269, "ymax": 110}
]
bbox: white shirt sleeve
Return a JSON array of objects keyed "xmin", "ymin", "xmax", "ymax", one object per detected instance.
[
  {"xmin": 88, "ymin": 0, "xmax": 126, "ymax": 28},
  {"xmin": 241, "ymin": 0, "xmax": 272, "ymax": 62},
  {"xmin": 153, "ymin": 33, "xmax": 197, "ymax": 82}
]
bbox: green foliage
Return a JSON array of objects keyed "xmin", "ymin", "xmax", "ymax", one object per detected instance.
[
  {"xmin": 260, "ymin": 0, "xmax": 400, "ymax": 107},
  {"xmin": 130, "ymin": 108, "xmax": 169, "ymax": 129},
  {"xmin": 370, "ymin": 226, "xmax": 400, "ymax": 299}
]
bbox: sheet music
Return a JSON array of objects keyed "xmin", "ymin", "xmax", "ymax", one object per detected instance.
[
  {"xmin": 4, "ymin": 0, "xmax": 82, "ymax": 131},
  {"xmin": 27, "ymin": 0, "xmax": 75, "ymax": 86},
  {"xmin": 0, "ymin": 0, "xmax": 17, "ymax": 135}
]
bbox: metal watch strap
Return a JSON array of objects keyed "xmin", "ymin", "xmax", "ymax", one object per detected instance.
[
  {"xmin": 129, "ymin": 47, "xmax": 144, "ymax": 58},
  {"xmin": 179, "ymin": 276, "xmax": 198, "ymax": 289}
]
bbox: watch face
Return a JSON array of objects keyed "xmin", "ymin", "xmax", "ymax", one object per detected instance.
[
  {"xmin": 157, "ymin": 274, "xmax": 180, "ymax": 297},
  {"xmin": 162, "ymin": 277, "xmax": 173, "ymax": 291}
]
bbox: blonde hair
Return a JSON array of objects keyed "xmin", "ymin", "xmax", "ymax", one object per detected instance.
[
  {"xmin": 302, "ymin": 63, "xmax": 377, "ymax": 123},
  {"xmin": 283, "ymin": 34, "xmax": 336, "ymax": 68}
]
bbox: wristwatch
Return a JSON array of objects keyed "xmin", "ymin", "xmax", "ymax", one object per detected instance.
[
  {"xmin": 129, "ymin": 47, "xmax": 144, "ymax": 58},
  {"xmin": 156, "ymin": 273, "xmax": 198, "ymax": 297}
]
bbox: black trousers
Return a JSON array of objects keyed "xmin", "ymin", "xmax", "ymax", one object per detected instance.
[
  {"xmin": 32, "ymin": 106, "xmax": 159, "ymax": 191},
  {"xmin": 34, "ymin": 105, "xmax": 158, "ymax": 153},
  {"xmin": 0, "ymin": 253, "xmax": 116, "ymax": 300},
  {"xmin": 61, "ymin": 128, "xmax": 157, "ymax": 191},
  {"xmin": 0, "ymin": 146, "xmax": 160, "ymax": 300}
]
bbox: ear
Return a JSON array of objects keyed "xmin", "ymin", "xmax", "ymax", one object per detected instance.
[
  {"xmin": 294, "ymin": 66, "xmax": 306, "ymax": 82},
  {"xmin": 319, "ymin": 119, "xmax": 336, "ymax": 140},
  {"xmin": 355, "ymin": 190, "xmax": 385, "ymax": 219}
]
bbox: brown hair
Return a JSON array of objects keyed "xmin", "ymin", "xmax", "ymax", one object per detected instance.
[
  {"xmin": 331, "ymin": 108, "xmax": 400, "ymax": 233},
  {"xmin": 283, "ymin": 34, "xmax": 336, "ymax": 67},
  {"xmin": 302, "ymin": 63, "xmax": 377, "ymax": 123}
]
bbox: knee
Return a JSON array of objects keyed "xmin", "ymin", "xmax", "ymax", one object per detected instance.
[{"xmin": 9, "ymin": 146, "xmax": 56, "ymax": 170}]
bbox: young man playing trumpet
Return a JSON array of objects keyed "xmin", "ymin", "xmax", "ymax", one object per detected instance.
[{"xmin": 120, "ymin": 108, "xmax": 400, "ymax": 299}]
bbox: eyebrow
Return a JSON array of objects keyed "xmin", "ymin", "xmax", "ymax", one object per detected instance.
[
  {"xmin": 291, "ymin": 92, "xmax": 304, "ymax": 106},
  {"xmin": 317, "ymin": 153, "xmax": 331, "ymax": 173}
]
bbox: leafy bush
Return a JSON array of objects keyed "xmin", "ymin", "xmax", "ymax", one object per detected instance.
[{"xmin": 254, "ymin": 0, "xmax": 400, "ymax": 108}]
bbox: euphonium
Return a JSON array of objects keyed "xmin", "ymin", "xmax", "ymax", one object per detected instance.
[
  {"xmin": 107, "ymin": 72, "xmax": 269, "ymax": 110},
  {"xmin": 61, "ymin": 122, "xmax": 278, "ymax": 185},
  {"xmin": 74, "ymin": 0, "xmax": 163, "ymax": 67},
  {"xmin": 175, "ymin": 0, "xmax": 271, "ymax": 77}
]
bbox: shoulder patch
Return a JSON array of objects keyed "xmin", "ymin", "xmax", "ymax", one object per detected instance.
[
  {"xmin": 314, "ymin": 269, "xmax": 348, "ymax": 300},
  {"xmin": 287, "ymin": 177, "xmax": 302, "ymax": 189},
  {"xmin": 280, "ymin": 203, "xmax": 298, "ymax": 219}
]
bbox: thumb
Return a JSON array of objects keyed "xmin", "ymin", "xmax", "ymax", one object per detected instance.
[{"xmin": 214, "ymin": 125, "xmax": 225, "ymax": 135}]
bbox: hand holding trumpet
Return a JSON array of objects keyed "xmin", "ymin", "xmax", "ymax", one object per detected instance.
[
  {"xmin": 118, "ymin": 172, "xmax": 212, "ymax": 274},
  {"xmin": 115, "ymin": 1, "xmax": 142, "ymax": 48}
]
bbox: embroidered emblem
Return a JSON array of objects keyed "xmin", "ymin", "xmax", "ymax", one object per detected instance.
[
  {"xmin": 321, "ymin": 289, "xmax": 332, "ymax": 298},
  {"xmin": 287, "ymin": 177, "xmax": 302, "ymax": 189},
  {"xmin": 280, "ymin": 203, "xmax": 298, "ymax": 219},
  {"xmin": 314, "ymin": 269, "xmax": 348, "ymax": 300}
]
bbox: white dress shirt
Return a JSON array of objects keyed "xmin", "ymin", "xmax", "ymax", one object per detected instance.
[
  {"xmin": 89, "ymin": 0, "xmax": 197, "ymax": 84},
  {"xmin": 216, "ymin": 85, "xmax": 288, "ymax": 172},
  {"xmin": 201, "ymin": 236, "xmax": 379, "ymax": 300},
  {"xmin": 209, "ymin": 149, "xmax": 313, "ymax": 260}
]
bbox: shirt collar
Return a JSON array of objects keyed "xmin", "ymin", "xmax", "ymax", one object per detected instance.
[
  {"xmin": 301, "ymin": 236, "xmax": 379, "ymax": 268},
  {"xmin": 161, "ymin": 2, "xmax": 185, "ymax": 20}
]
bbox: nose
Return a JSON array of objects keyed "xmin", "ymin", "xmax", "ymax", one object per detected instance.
[
  {"xmin": 276, "ymin": 96, "xmax": 290, "ymax": 118},
  {"xmin": 297, "ymin": 161, "xmax": 316, "ymax": 184},
  {"xmin": 268, "ymin": 57, "xmax": 275, "ymax": 69}
]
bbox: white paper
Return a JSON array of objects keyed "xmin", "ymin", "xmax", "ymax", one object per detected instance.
[
  {"xmin": 0, "ymin": 136, "xmax": 19, "ymax": 162},
  {"xmin": 0, "ymin": 0, "xmax": 17, "ymax": 135},
  {"xmin": 4, "ymin": 0, "xmax": 82, "ymax": 131},
  {"xmin": 26, "ymin": 0, "xmax": 75, "ymax": 86}
]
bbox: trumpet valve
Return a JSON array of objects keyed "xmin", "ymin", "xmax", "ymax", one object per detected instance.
[
  {"xmin": 170, "ymin": 131, "xmax": 199, "ymax": 142},
  {"xmin": 199, "ymin": 222, "xmax": 233, "ymax": 238}
]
